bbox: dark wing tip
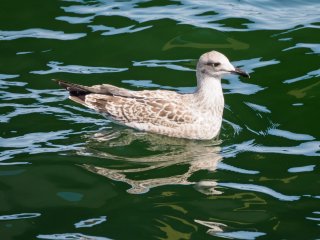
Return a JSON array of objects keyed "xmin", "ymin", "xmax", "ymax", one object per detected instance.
[{"xmin": 52, "ymin": 79, "xmax": 70, "ymax": 89}]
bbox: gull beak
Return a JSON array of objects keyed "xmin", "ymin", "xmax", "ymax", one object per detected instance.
[{"xmin": 232, "ymin": 67, "xmax": 250, "ymax": 78}]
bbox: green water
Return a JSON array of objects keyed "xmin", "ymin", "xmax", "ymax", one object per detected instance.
[{"xmin": 1, "ymin": 0, "xmax": 320, "ymax": 239}]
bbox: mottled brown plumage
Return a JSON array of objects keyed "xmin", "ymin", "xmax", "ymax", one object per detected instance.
[{"xmin": 54, "ymin": 50, "xmax": 249, "ymax": 140}]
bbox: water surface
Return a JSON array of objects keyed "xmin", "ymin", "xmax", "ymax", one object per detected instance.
[{"xmin": 1, "ymin": 0, "xmax": 320, "ymax": 239}]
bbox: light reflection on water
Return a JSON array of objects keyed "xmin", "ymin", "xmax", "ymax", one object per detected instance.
[
  {"xmin": 77, "ymin": 127, "xmax": 319, "ymax": 200},
  {"xmin": 223, "ymin": 139, "xmax": 320, "ymax": 157},
  {"xmin": 0, "ymin": 213, "xmax": 41, "ymax": 220},
  {"xmin": 61, "ymin": 0, "xmax": 320, "ymax": 31},
  {"xmin": 30, "ymin": 61, "xmax": 128, "ymax": 75},
  {"xmin": 0, "ymin": 0, "xmax": 319, "ymax": 238},
  {"xmin": 37, "ymin": 233, "xmax": 111, "ymax": 240},
  {"xmin": 195, "ymin": 219, "xmax": 266, "ymax": 240},
  {"xmin": 74, "ymin": 216, "xmax": 107, "ymax": 228},
  {"xmin": 0, "ymin": 29, "xmax": 86, "ymax": 41},
  {"xmin": 79, "ymin": 129, "xmax": 223, "ymax": 194}
]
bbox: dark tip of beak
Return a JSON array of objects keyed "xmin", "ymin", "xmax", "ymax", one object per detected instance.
[{"xmin": 232, "ymin": 68, "xmax": 250, "ymax": 78}]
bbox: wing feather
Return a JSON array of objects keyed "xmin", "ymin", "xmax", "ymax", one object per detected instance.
[{"xmin": 85, "ymin": 94, "xmax": 196, "ymax": 128}]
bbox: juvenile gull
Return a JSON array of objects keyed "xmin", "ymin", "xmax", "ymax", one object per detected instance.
[{"xmin": 54, "ymin": 50, "xmax": 249, "ymax": 140}]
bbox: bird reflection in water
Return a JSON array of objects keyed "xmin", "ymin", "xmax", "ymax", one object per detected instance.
[{"xmin": 77, "ymin": 128, "xmax": 224, "ymax": 195}]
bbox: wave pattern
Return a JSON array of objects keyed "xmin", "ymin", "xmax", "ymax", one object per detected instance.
[{"xmin": 0, "ymin": 0, "xmax": 319, "ymax": 239}]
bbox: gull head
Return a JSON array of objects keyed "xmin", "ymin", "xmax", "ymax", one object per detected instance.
[{"xmin": 196, "ymin": 50, "xmax": 250, "ymax": 79}]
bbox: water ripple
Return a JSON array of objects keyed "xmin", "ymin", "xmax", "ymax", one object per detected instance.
[
  {"xmin": 218, "ymin": 162, "xmax": 259, "ymax": 175},
  {"xmin": 223, "ymin": 78, "xmax": 264, "ymax": 95},
  {"xmin": 0, "ymin": 213, "xmax": 41, "ymax": 220},
  {"xmin": 214, "ymin": 230, "xmax": 266, "ymax": 240},
  {"xmin": 267, "ymin": 128, "xmax": 315, "ymax": 141},
  {"xmin": 74, "ymin": 216, "xmax": 107, "ymax": 228},
  {"xmin": 223, "ymin": 119, "xmax": 243, "ymax": 136},
  {"xmin": 245, "ymin": 102, "xmax": 271, "ymax": 114},
  {"xmin": 284, "ymin": 69, "xmax": 320, "ymax": 84},
  {"xmin": 56, "ymin": 15, "xmax": 93, "ymax": 24},
  {"xmin": 0, "ymin": 130, "xmax": 81, "ymax": 162},
  {"xmin": 0, "ymin": 29, "xmax": 86, "ymax": 40},
  {"xmin": 37, "ymin": 233, "xmax": 111, "ymax": 240},
  {"xmin": 31, "ymin": 61, "xmax": 128, "ymax": 75},
  {"xmin": 223, "ymin": 140, "xmax": 320, "ymax": 157},
  {"xmin": 79, "ymin": 129, "xmax": 223, "ymax": 194},
  {"xmin": 0, "ymin": 77, "xmax": 25, "ymax": 89},
  {"xmin": 284, "ymin": 43, "xmax": 320, "ymax": 54},
  {"xmin": 133, "ymin": 59, "xmax": 193, "ymax": 71},
  {"xmin": 306, "ymin": 212, "xmax": 320, "ymax": 225},
  {"xmin": 219, "ymin": 182, "xmax": 300, "ymax": 201},
  {"xmin": 0, "ymin": 74, "xmax": 20, "ymax": 81},
  {"xmin": 0, "ymin": 131, "xmax": 71, "ymax": 148},
  {"xmin": 195, "ymin": 219, "xmax": 266, "ymax": 239},
  {"xmin": 288, "ymin": 165, "xmax": 316, "ymax": 173},
  {"xmin": 61, "ymin": 0, "xmax": 320, "ymax": 31},
  {"xmin": 89, "ymin": 24, "xmax": 152, "ymax": 35}
]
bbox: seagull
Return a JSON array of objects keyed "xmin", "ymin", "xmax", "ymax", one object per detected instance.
[{"xmin": 54, "ymin": 50, "xmax": 249, "ymax": 140}]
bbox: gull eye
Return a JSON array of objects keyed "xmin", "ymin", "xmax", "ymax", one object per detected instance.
[{"xmin": 213, "ymin": 62, "xmax": 221, "ymax": 67}]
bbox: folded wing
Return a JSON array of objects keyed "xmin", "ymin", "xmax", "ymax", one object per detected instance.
[
  {"xmin": 54, "ymin": 79, "xmax": 196, "ymax": 129},
  {"xmin": 85, "ymin": 94, "xmax": 196, "ymax": 128}
]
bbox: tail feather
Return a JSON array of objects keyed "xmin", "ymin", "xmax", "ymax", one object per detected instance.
[
  {"xmin": 52, "ymin": 79, "xmax": 91, "ymax": 94},
  {"xmin": 53, "ymin": 79, "xmax": 92, "ymax": 105},
  {"xmin": 53, "ymin": 79, "xmax": 137, "ymax": 97}
]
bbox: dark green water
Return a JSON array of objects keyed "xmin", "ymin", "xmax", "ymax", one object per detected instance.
[{"xmin": 1, "ymin": 0, "xmax": 320, "ymax": 239}]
